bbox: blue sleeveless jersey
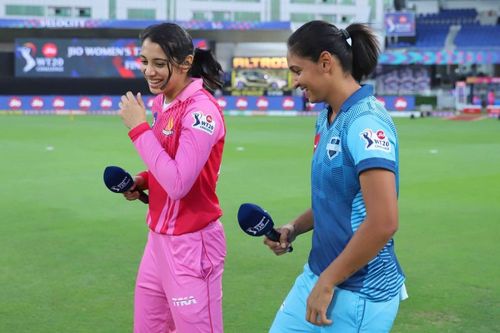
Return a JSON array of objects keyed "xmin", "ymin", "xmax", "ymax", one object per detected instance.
[{"xmin": 308, "ymin": 85, "xmax": 405, "ymax": 302}]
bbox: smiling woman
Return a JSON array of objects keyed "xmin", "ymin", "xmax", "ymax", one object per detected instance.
[
  {"xmin": 137, "ymin": 23, "xmax": 223, "ymax": 99},
  {"xmin": 263, "ymin": 20, "xmax": 407, "ymax": 333},
  {"xmin": 117, "ymin": 22, "xmax": 227, "ymax": 333}
]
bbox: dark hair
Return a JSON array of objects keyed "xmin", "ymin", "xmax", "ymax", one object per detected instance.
[
  {"xmin": 140, "ymin": 23, "xmax": 223, "ymax": 92},
  {"xmin": 287, "ymin": 20, "xmax": 380, "ymax": 82}
]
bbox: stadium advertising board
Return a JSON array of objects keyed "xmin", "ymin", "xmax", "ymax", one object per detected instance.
[
  {"xmin": 2, "ymin": 95, "xmax": 442, "ymax": 115},
  {"xmin": 1, "ymin": 94, "xmax": 419, "ymax": 113},
  {"xmin": 1, "ymin": 18, "xmax": 291, "ymax": 30},
  {"xmin": 380, "ymin": 50, "xmax": 500, "ymax": 65},
  {"xmin": 376, "ymin": 96, "xmax": 415, "ymax": 111},
  {"xmin": 384, "ymin": 12, "xmax": 416, "ymax": 37},
  {"xmin": 15, "ymin": 38, "xmax": 208, "ymax": 78},
  {"xmin": 216, "ymin": 96, "xmax": 324, "ymax": 112},
  {"xmin": 0, "ymin": 95, "xmax": 325, "ymax": 114},
  {"xmin": 0, "ymin": 95, "xmax": 154, "ymax": 114},
  {"xmin": 231, "ymin": 57, "xmax": 291, "ymax": 96}
]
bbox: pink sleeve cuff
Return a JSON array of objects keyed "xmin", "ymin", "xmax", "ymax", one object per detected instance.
[
  {"xmin": 137, "ymin": 171, "xmax": 149, "ymax": 187},
  {"xmin": 128, "ymin": 122, "xmax": 150, "ymax": 141}
]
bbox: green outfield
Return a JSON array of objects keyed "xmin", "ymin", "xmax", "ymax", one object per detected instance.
[{"xmin": 1, "ymin": 115, "xmax": 499, "ymax": 333}]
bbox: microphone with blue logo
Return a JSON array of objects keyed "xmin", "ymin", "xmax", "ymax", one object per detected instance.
[
  {"xmin": 237, "ymin": 203, "xmax": 293, "ymax": 252},
  {"xmin": 103, "ymin": 166, "xmax": 149, "ymax": 204}
]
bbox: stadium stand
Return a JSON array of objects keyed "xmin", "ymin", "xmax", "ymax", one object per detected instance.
[
  {"xmin": 388, "ymin": 7, "xmax": 500, "ymax": 50},
  {"xmin": 376, "ymin": 66, "xmax": 431, "ymax": 95},
  {"xmin": 455, "ymin": 24, "xmax": 500, "ymax": 48},
  {"xmin": 414, "ymin": 23, "xmax": 450, "ymax": 48},
  {"xmin": 418, "ymin": 8, "xmax": 478, "ymax": 25}
]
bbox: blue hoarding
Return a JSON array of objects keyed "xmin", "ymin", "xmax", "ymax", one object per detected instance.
[
  {"xmin": 0, "ymin": 96, "xmax": 415, "ymax": 113},
  {"xmin": 375, "ymin": 95, "xmax": 416, "ymax": 111},
  {"xmin": 0, "ymin": 95, "xmax": 325, "ymax": 113}
]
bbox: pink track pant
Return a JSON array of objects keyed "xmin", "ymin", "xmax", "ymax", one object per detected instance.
[{"xmin": 134, "ymin": 220, "xmax": 226, "ymax": 333}]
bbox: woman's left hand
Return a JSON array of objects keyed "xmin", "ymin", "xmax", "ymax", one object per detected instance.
[
  {"xmin": 119, "ymin": 91, "xmax": 147, "ymax": 129},
  {"xmin": 306, "ymin": 276, "xmax": 334, "ymax": 326}
]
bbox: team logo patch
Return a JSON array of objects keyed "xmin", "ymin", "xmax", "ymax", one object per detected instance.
[
  {"xmin": 162, "ymin": 117, "xmax": 174, "ymax": 136},
  {"xmin": 326, "ymin": 136, "xmax": 341, "ymax": 160},
  {"xmin": 360, "ymin": 129, "xmax": 391, "ymax": 152},
  {"xmin": 192, "ymin": 112, "xmax": 215, "ymax": 135}
]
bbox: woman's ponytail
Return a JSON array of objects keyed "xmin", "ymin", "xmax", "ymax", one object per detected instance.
[
  {"xmin": 189, "ymin": 48, "xmax": 224, "ymax": 93},
  {"xmin": 345, "ymin": 23, "xmax": 380, "ymax": 82}
]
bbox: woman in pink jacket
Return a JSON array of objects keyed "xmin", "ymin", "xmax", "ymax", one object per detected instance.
[{"xmin": 119, "ymin": 23, "xmax": 226, "ymax": 333}]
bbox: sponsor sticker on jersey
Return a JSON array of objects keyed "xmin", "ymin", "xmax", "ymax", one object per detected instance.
[
  {"xmin": 360, "ymin": 128, "xmax": 391, "ymax": 152},
  {"xmin": 162, "ymin": 117, "xmax": 174, "ymax": 136},
  {"xmin": 192, "ymin": 112, "xmax": 216, "ymax": 135},
  {"xmin": 326, "ymin": 136, "xmax": 341, "ymax": 159}
]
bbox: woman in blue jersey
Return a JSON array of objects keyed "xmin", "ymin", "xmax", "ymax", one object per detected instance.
[{"xmin": 264, "ymin": 20, "xmax": 407, "ymax": 332}]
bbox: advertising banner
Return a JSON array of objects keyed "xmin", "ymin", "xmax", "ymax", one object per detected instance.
[
  {"xmin": 215, "ymin": 96, "xmax": 324, "ymax": 112},
  {"xmin": 231, "ymin": 57, "xmax": 291, "ymax": 95},
  {"xmin": 15, "ymin": 38, "xmax": 208, "ymax": 78},
  {"xmin": 379, "ymin": 50, "xmax": 500, "ymax": 65},
  {"xmin": 1, "ymin": 95, "xmax": 426, "ymax": 114},
  {"xmin": 1, "ymin": 18, "xmax": 291, "ymax": 30},
  {"xmin": 1, "ymin": 95, "xmax": 419, "ymax": 113},
  {"xmin": 0, "ymin": 95, "xmax": 153, "ymax": 114},
  {"xmin": 384, "ymin": 12, "xmax": 416, "ymax": 37},
  {"xmin": 375, "ymin": 95, "xmax": 416, "ymax": 111},
  {"xmin": 0, "ymin": 95, "xmax": 325, "ymax": 113}
]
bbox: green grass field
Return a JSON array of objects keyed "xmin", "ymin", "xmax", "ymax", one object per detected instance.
[{"xmin": 1, "ymin": 115, "xmax": 499, "ymax": 333}]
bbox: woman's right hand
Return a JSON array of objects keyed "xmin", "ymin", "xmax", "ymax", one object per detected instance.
[
  {"xmin": 263, "ymin": 224, "xmax": 296, "ymax": 256},
  {"xmin": 123, "ymin": 176, "xmax": 145, "ymax": 201}
]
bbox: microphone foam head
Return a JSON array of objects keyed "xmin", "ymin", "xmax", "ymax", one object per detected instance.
[
  {"xmin": 103, "ymin": 166, "xmax": 134, "ymax": 193},
  {"xmin": 237, "ymin": 203, "xmax": 275, "ymax": 237}
]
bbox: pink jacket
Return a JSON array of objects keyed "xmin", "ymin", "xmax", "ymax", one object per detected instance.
[{"xmin": 128, "ymin": 79, "xmax": 225, "ymax": 235}]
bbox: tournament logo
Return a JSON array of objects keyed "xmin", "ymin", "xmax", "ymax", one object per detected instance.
[
  {"xmin": 192, "ymin": 112, "xmax": 215, "ymax": 135},
  {"xmin": 110, "ymin": 177, "xmax": 132, "ymax": 193},
  {"xmin": 245, "ymin": 215, "xmax": 271, "ymax": 236},
  {"xmin": 18, "ymin": 41, "xmax": 64, "ymax": 74},
  {"xmin": 162, "ymin": 117, "xmax": 174, "ymax": 136},
  {"xmin": 360, "ymin": 128, "xmax": 391, "ymax": 152},
  {"xmin": 326, "ymin": 136, "xmax": 341, "ymax": 160},
  {"xmin": 19, "ymin": 42, "xmax": 36, "ymax": 72}
]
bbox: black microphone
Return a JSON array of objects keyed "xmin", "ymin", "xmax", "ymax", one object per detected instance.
[
  {"xmin": 237, "ymin": 203, "xmax": 293, "ymax": 252},
  {"xmin": 103, "ymin": 166, "xmax": 149, "ymax": 204}
]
